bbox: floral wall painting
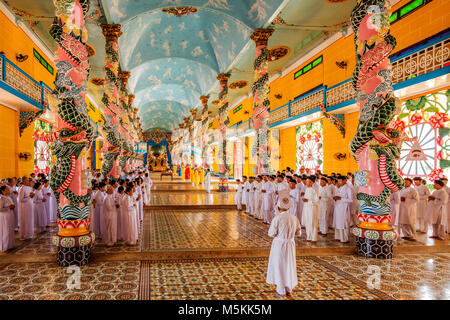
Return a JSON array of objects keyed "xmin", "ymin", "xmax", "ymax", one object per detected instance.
[
  {"xmin": 393, "ymin": 90, "xmax": 449, "ymax": 181},
  {"xmin": 296, "ymin": 120, "xmax": 323, "ymax": 172}
]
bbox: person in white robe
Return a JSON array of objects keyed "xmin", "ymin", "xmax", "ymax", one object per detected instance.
[
  {"xmin": 33, "ymin": 182, "xmax": 47, "ymax": 234},
  {"xmin": 18, "ymin": 177, "xmax": 35, "ymax": 240},
  {"xmin": 275, "ymin": 176, "xmax": 289, "ymax": 199},
  {"xmin": 122, "ymin": 186, "xmax": 138, "ymax": 245},
  {"xmin": 116, "ymin": 186, "xmax": 125, "ymax": 241},
  {"xmin": 144, "ymin": 173, "xmax": 152, "ymax": 206},
  {"xmin": 266, "ymin": 189, "xmax": 301, "ymax": 296},
  {"xmin": 204, "ymin": 169, "xmax": 212, "ymax": 193},
  {"xmin": 6, "ymin": 178, "xmax": 19, "ymax": 231},
  {"xmin": 133, "ymin": 184, "xmax": 141, "ymax": 234},
  {"xmin": 103, "ymin": 186, "xmax": 118, "ymax": 246},
  {"xmin": 262, "ymin": 176, "xmax": 275, "ymax": 224},
  {"xmin": 295, "ymin": 176, "xmax": 305, "ymax": 226},
  {"xmin": 136, "ymin": 179, "xmax": 144, "ymax": 221},
  {"xmin": 253, "ymin": 176, "xmax": 263, "ymax": 219},
  {"xmin": 243, "ymin": 176, "xmax": 251, "ymax": 214},
  {"xmin": 327, "ymin": 179, "xmax": 337, "ymax": 229},
  {"xmin": 288, "ymin": 180, "xmax": 299, "ymax": 218},
  {"xmin": 235, "ymin": 179, "xmax": 243, "ymax": 211},
  {"xmin": 0, "ymin": 186, "xmax": 15, "ymax": 251},
  {"xmin": 389, "ymin": 190, "xmax": 401, "ymax": 233},
  {"xmin": 399, "ymin": 178, "xmax": 419, "ymax": 241},
  {"xmin": 348, "ymin": 178, "xmax": 359, "ymax": 226},
  {"xmin": 333, "ymin": 176, "xmax": 353, "ymax": 243},
  {"xmin": 441, "ymin": 178, "xmax": 450, "ymax": 233},
  {"xmin": 247, "ymin": 177, "xmax": 255, "ymax": 215},
  {"xmin": 302, "ymin": 177, "xmax": 319, "ymax": 242},
  {"xmin": 42, "ymin": 180, "xmax": 53, "ymax": 226},
  {"xmin": 413, "ymin": 177, "xmax": 430, "ymax": 233},
  {"xmin": 318, "ymin": 177, "xmax": 332, "ymax": 235},
  {"xmin": 425, "ymin": 180, "xmax": 448, "ymax": 240},
  {"xmin": 88, "ymin": 185, "xmax": 98, "ymax": 234},
  {"xmin": 93, "ymin": 183, "xmax": 106, "ymax": 239}
]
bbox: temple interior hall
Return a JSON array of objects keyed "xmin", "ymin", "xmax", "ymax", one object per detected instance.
[{"xmin": 0, "ymin": 0, "xmax": 449, "ymax": 302}]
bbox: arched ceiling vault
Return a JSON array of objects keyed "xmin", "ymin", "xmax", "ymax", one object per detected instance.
[
  {"xmin": 101, "ymin": 0, "xmax": 285, "ymax": 131},
  {"xmin": 98, "ymin": 0, "xmax": 357, "ymax": 131}
]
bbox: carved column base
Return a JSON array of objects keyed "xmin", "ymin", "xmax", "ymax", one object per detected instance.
[
  {"xmin": 352, "ymin": 227, "xmax": 396, "ymax": 259},
  {"xmin": 53, "ymin": 233, "xmax": 95, "ymax": 266}
]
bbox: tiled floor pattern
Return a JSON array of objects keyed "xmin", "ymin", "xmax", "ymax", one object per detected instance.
[
  {"xmin": 150, "ymin": 193, "xmax": 236, "ymax": 205},
  {"xmin": 1, "ymin": 254, "xmax": 448, "ymax": 300},
  {"xmin": 143, "ymin": 257, "xmax": 386, "ymax": 300},
  {"xmin": 318, "ymin": 254, "xmax": 450, "ymax": 300},
  {"xmin": 4, "ymin": 208, "xmax": 447, "ymax": 256},
  {"xmin": 0, "ymin": 261, "xmax": 140, "ymax": 300}
]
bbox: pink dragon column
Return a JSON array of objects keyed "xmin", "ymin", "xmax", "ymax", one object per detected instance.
[
  {"xmin": 250, "ymin": 28, "xmax": 274, "ymax": 175},
  {"xmin": 350, "ymin": 0, "xmax": 404, "ymax": 258},
  {"xmin": 100, "ymin": 24, "xmax": 123, "ymax": 179},
  {"xmin": 216, "ymin": 73, "xmax": 231, "ymax": 178},
  {"xmin": 49, "ymin": 0, "xmax": 95, "ymax": 266},
  {"xmin": 199, "ymin": 95, "xmax": 210, "ymax": 170}
]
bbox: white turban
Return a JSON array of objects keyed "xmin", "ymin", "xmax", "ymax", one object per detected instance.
[{"xmin": 277, "ymin": 190, "xmax": 292, "ymax": 211}]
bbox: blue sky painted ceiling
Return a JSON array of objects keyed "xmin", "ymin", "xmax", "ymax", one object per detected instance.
[
  {"xmin": 101, "ymin": 0, "xmax": 284, "ymax": 131},
  {"xmin": 4, "ymin": 0, "xmax": 357, "ymax": 132}
]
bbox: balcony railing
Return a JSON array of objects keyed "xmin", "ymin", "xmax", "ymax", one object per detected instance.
[
  {"xmin": 263, "ymin": 31, "xmax": 450, "ymax": 128},
  {"xmin": 0, "ymin": 53, "xmax": 52, "ymax": 109}
]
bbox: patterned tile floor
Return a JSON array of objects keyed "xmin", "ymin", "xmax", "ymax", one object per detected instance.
[
  {"xmin": 0, "ymin": 261, "xmax": 140, "ymax": 300},
  {"xmin": 0, "ymin": 181, "xmax": 448, "ymax": 300},
  {"xmin": 3, "ymin": 208, "xmax": 447, "ymax": 256},
  {"xmin": 150, "ymin": 193, "xmax": 236, "ymax": 205},
  {"xmin": 0, "ymin": 254, "xmax": 448, "ymax": 300}
]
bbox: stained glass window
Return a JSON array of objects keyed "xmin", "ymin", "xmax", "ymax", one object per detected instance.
[
  {"xmin": 394, "ymin": 90, "xmax": 449, "ymax": 181},
  {"xmin": 296, "ymin": 120, "xmax": 323, "ymax": 172}
]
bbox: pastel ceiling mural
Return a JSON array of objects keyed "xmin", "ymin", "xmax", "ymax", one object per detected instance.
[{"xmin": 101, "ymin": 0, "xmax": 285, "ymax": 131}]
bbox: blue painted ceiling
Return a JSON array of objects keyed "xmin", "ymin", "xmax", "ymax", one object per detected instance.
[
  {"xmin": 2, "ymin": 0, "xmax": 357, "ymax": 132},
  {"xmin": 101, "ymin": 0, "xmax": 285, "ymax": 131}
]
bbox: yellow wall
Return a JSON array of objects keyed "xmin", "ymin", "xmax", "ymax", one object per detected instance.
[
  {"xmin": 279, "ymin": 127, "xmax": 297, "ymax": 171},
  {"xmin": 17, "ymin": 122, "xmax": 35, "ymax": 178},
  {"xmin": 227, "ymin": 97, "xmax": 253, "ymax": 126},
  {"xmin": 0, "ymin": 105, "xmax": 36, "ymax": 179},
  {"xmin": 322, "ymin": 111, "xmax": 359, "ymax": 175},
  {"xmin": 0, "ymin": 10, "xmax": 55, "ymax": 88},
  {"xmin": 0, "ymin": 105, "xmax": 19, "ymax": 178},
  {"xmin": 0, "ymin": 7, "xmax": 60, "ymax": 178}
]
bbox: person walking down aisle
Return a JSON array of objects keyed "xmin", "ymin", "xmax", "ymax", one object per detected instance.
[{"xmin": 266, "ymin": 190, "xmax": 301, "ymax": 297}]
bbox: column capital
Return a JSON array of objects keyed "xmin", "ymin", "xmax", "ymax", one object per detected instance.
[
  {"xmin": 101, "ymin": 24, "xmax": 122, "ymax": 42},
  {"xmin": 190, "ymin": 109, "xmax": 197, "ymax": 117},
  {"xmin": 200, "ymin": 95, "xmax": 210, "ymax": 105},
  {"xmin": 250, "ymin": 28, "xmax": 274, "ymax": 46},
  {"xmin": 128, "ymin": 94, "xmax": 135, "ymax": 105},
  {"xmin": 217, "ymin": 73, "xmax": 231, "ymax": 84},
  {"xmin": 118, "ymin": 71, "xmax": 131, "ymax": 82}
]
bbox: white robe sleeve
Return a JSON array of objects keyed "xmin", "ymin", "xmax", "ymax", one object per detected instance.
[{"xmin": 268, "ymin": 217, "xmax": 278, "ymax": 238}]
